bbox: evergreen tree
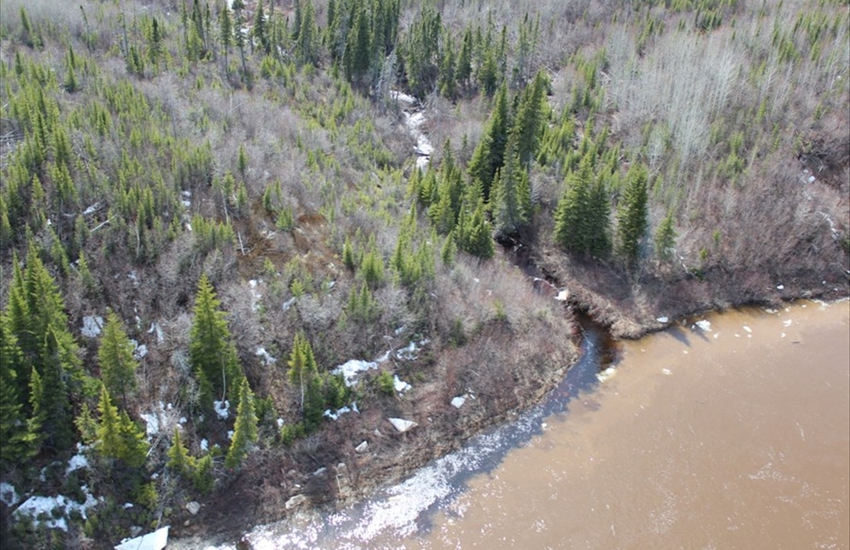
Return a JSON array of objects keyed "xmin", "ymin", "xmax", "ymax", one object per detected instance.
[
  {"xmin": 457, "ymin": 199, "xmax": 494, "ymax": 259},
  {"xmin": 456, "ymin": 27, "xmax": 473, "ymax": 91},
  {"xmin": 167, "ymin": 428, "xmax": 194, "ymax": 476},
  {"xmin": 37, "ymin": 327, "xmax": 76, "ymax": 452},
  {"xmin": 0, "ymin": 313, "xmax": 27, "ymax": 468},
  {"xmin": 219, "ymin": 5, "xmax": 233, "ymax": 71},
  {"xmin": 616, "ymin": 163, "xmax": 649, "ymax": 266},
  {"xmin": 224, "ymin": 378, "xmax": 258, "ymax": 469},
  {"xmin": 491, "ymin": 135, "xmax": 531, "ymax": 239},
  {"xmin": 438, "ymin": 33, "xmax": 456, "ymax": 99},
  {"xmin": 95, "ymin": 384, "xmax": 148, "ymax": 468},
  {"xmin": 585, "ymin": 175, "xmax": 611, "ymax": 258},
  {"xmin": 468, "ymin": 84, "xmax": 510, "ymax": 203},
  {"xmin": 511, "ymin": 71, "xmax": 548, "ymax": 168},
  {"xmin": 344, "ymin": 6, "xmax": 372, "ymax": 89},
  {"xmin": 655, "ymin": 209, "xmax": 677, "ymax": 261},
  {"xmin": 189, "ymin": 274, "xmax": 243, "ymax": 409},
  {"xmin": 287, "ymin": 333, "xmax": 323, "ymax": 428},
  {"xmin": 295, "ymin": 0, "xmax": 319, "ymax": 66},
  {"xmin": 97, "ymin": 311, "xmax": 138, "ymax": 408},
  {"xmin": 554, "ymin": 157, "xmax": 593, "ymax": 253},
  {"xmin": 253, "ymin": 0, "xmax": 269, "ymax": 54}
]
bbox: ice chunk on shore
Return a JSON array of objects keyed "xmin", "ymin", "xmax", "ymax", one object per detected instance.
[
  {"xmin": 389, "ymin": 418, "xmax": 418, "ymax": 433},
  {"xmin": 695, "ymin": 320, "xmax": 711, "ymax": 332},
  {"xmin": 114, "ymin": 526, "xmax": 169, "ymax": 550}
]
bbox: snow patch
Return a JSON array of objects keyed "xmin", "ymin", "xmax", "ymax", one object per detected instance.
[
  {"xmin": 256, "ymin": 347, "xmax": 277, "ymax": 365},
  {"xmin": 15, "ymin": 487, "xmax": 99, "ymax": 531},
  {"xmin": 695, "ymin": 320, "xmax": 711, "ymax": 332},
  {"xmin": 450, "ymin": 396, "xmax": 466, "ymax": 409},
  {"xmin": 776, "ymin": 284, "xmax": 784, "ymax": 290},
  {"xmin": 214, "ymin": 400, "xmax": 230, "ymax": 420},
  {"xmin": 147, "ymin": 322, "xmax": 164, "ymax": 344},
  {"xmin": 140, "ymin": 402, "xmax": 179, "ymax": 440},
  {"xmin": 133, "ymin": 343, "xmax": 148, "ymax": 359},
  {"xmin": 656, "ymin": 316, "xmax": 669, "ymax": 324},
  {"xmin": 66, "ymin": 445, "xmax": 90, "ymax": 476},
  {"xmin": 324, "ymin": 406, "xmax": 352, "ymax": 421},
  {"xmin": 0, "ymin": 482, "xmax": 19, "ymax": 506},
  {"xmin": 332, "ymin": 360, "xmax": 379, "ymax": 387},
  {"xmin": 81, "ymin": 316, "xmax": 104, "ymax": 338},
  {"xmin": 114, "ymin": 526, "xmax": 169, "ymax": 550},
  {"xmin": 200, "ymin": 439, "xmax": 209, "ymax": 452},
  {"xmin": 393, "ymin": 375, "xmax": 412, "ymax": 393},
  {"xmin": 556, "ymin": 289, "xmax": 570, "ymax": 301}
]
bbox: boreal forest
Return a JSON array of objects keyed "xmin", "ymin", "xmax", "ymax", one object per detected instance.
[{"xmin": 0, "ymin": 0, "xmax": 847, "ymax": 548}]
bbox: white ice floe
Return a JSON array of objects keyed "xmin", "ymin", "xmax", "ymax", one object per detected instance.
[
  {"xmin": 214, "ymin": 400, "xmax": 230, "ymax": 420},
  {"xmin": 393, "ymin": 375, "xmax": 412, "ymax": 393},
  {"xmin": 0, "ymin": 482, "xmax": 19, "ymax": 507},
  {"xmin": 114, "ymin": 526, "xmax": 169, "ymax": 550},
  {"xmin": 695, "ymin": 320, "xmax": 711, "ymax": 332},
  {"xmin": 256, "ymin": 347, "xmax": 277, "ymax": 366},
  {"xmin": 81, "ymin": 316, "xmax": 104, "ymax": 338},
  {"xmin": 389, "ymin": 418, "xmax": 418, "ymax": 433},
  {"xmin": 450, "ymin": 396, "xmax": 466, "ymax": 409},
  {"xmin": 656, "ymin": 316, "xmax": 669, "ymax": 324},
  {"xmin": 596, "ymin": 367, "xmax": 617, "ymax": 382},
  {"xmin": 332, "ymin": 360, "xmax": 379, "ymax": 387}
]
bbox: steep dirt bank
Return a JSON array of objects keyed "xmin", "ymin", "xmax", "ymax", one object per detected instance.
[{"xmin": 169, "ymin": 309, "xmax": 578, "ymax": 547}]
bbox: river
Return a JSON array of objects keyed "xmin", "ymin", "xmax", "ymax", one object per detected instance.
[{"xmin": 206, "ymin": 300, "xmax": 848, "ymax": 550}]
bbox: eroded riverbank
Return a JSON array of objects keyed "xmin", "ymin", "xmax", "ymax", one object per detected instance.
[{"xmin": 175, "ymin": 301, "xmax": 849, "ymax": 549}]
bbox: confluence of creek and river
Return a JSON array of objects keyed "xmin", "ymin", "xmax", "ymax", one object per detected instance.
[{"xmin": 194, "ymin": 95, "xmax": 850, "ymax": 550}]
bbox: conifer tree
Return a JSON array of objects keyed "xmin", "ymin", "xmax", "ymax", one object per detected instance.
[
  {"xmin": 219, "ymin": 5, "xmax": 233, "ymax": 71},
  {"xmin": 616, "ymin": 163, "xmax": 649, "ymax": 266},
  {"xmin": 655, "ymin": 209, "xmax": 677, "ymax": 261},
  {"xmin": 95, "ymin": 384, "xmax": 123, "ymax": 462},
  {"xmin": 468, "ymin": 84, "xmax": 510, "ymax": 203},
  {"xmin": 37, "ymin": 327, "xmax": 76, "ymax": 452},
  {"xmin": 225, "ymin": 378, "xmax": 258, "ymax": 469},
  {"xmin": 0, "ymin": 313, "xmax": 26, "ymax": 468},
  {"xmin": 253, "ymin": 0, "xmax": 269, "ymax": 54},
  {"xmin": 344, "ymin": 6, "xmax": 373, "ymax": 89},
  {"xmin": 511, "ymin": 71, "xmax": 548, "ymax": 168},
  {"xmin": 554, "ymin": 157, "xmax": 592, "ymax": 253},
  {"xmin": 295, "ymin": 0, "xmax": 319, "ymax": 66},
  {"xmin": 491, "ymin": 134, "xmax": 531, "ymax": 239},
  {"xmin": 586, "ymin": 176, "xmax": 611, "ymax": 258},
  {"xmin": 457, "ymin": 200, "xmax": 494, "ymax": 259},
  {"xmin": 189, "ymin": 274, "xmax": 243, "ymax": 409},
  {"xmin": 98, "ymin": 311, "xmax": 138, "ymax": 408},
  {"xmin": 167, "ymin": 428, "xmax": 194, "ymax": 476},
  {"xmin": 287, "ymin": 333, "xmax": 323, "ymax": 429},
  {"xmin": 456, "ymin": 27, "xmax": 473, "ymax": 90}
]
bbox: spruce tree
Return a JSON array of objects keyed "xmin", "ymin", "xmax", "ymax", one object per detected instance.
[
  {"xmin": 655, "ymin": 209, "xmax": 677, "ymax": 261},
  {"xmin": 189, "ymin": 274, "xmax": 243, "ymax": 409},
  {"xmin": 219, "ymin": 5, "xmax": 233, "ymax": 71},
  {"xmin": 586, "ymin": 176, "xmax": 611, "ymax": 258},
  {"xmin": 167, "ymin": 428, "xmax": 194, "ymax": 476},
  {"xmin": 225, "ymin": 378, "xmax": 258, "ymax": 469},
  {"xmin": 511, "ymin": 71, "xmax": 548, "ymax": 168},
  {"xmin": 491, "ymin": 134, "xmax": 531, "ymax": 239},
  {"xmin": 468, "ymin": 84, "xmax": 510, "ymax": 203},
  {"xmin": 96, "ymin": 384, "xmax": 148, "ymax": 468},
  {"xmin": 253, "ymin": 0, "xmax": 269, "ymax": 54},
  {"xmin": 0, "ymin": 313, "xmax": 26, "ymax": 468},
  {"xmin": 554, "ymin": 157, "xmax": 593, "ymax": 253},
  {"xmin": 616, "ymin": 163, "xmax": 649, "ymax": 266},
  {"xmin": 295, "ymin": 0, "xmax": 319, "ymax": 66},
  {"xmin": 98, "ymin": 311, "xmax": 138, "ymax": 408}
]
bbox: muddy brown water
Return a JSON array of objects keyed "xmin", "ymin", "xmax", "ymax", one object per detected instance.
[{"xmin": 203, "ymin": 301, "xmax": 849, "ymax": 550}]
